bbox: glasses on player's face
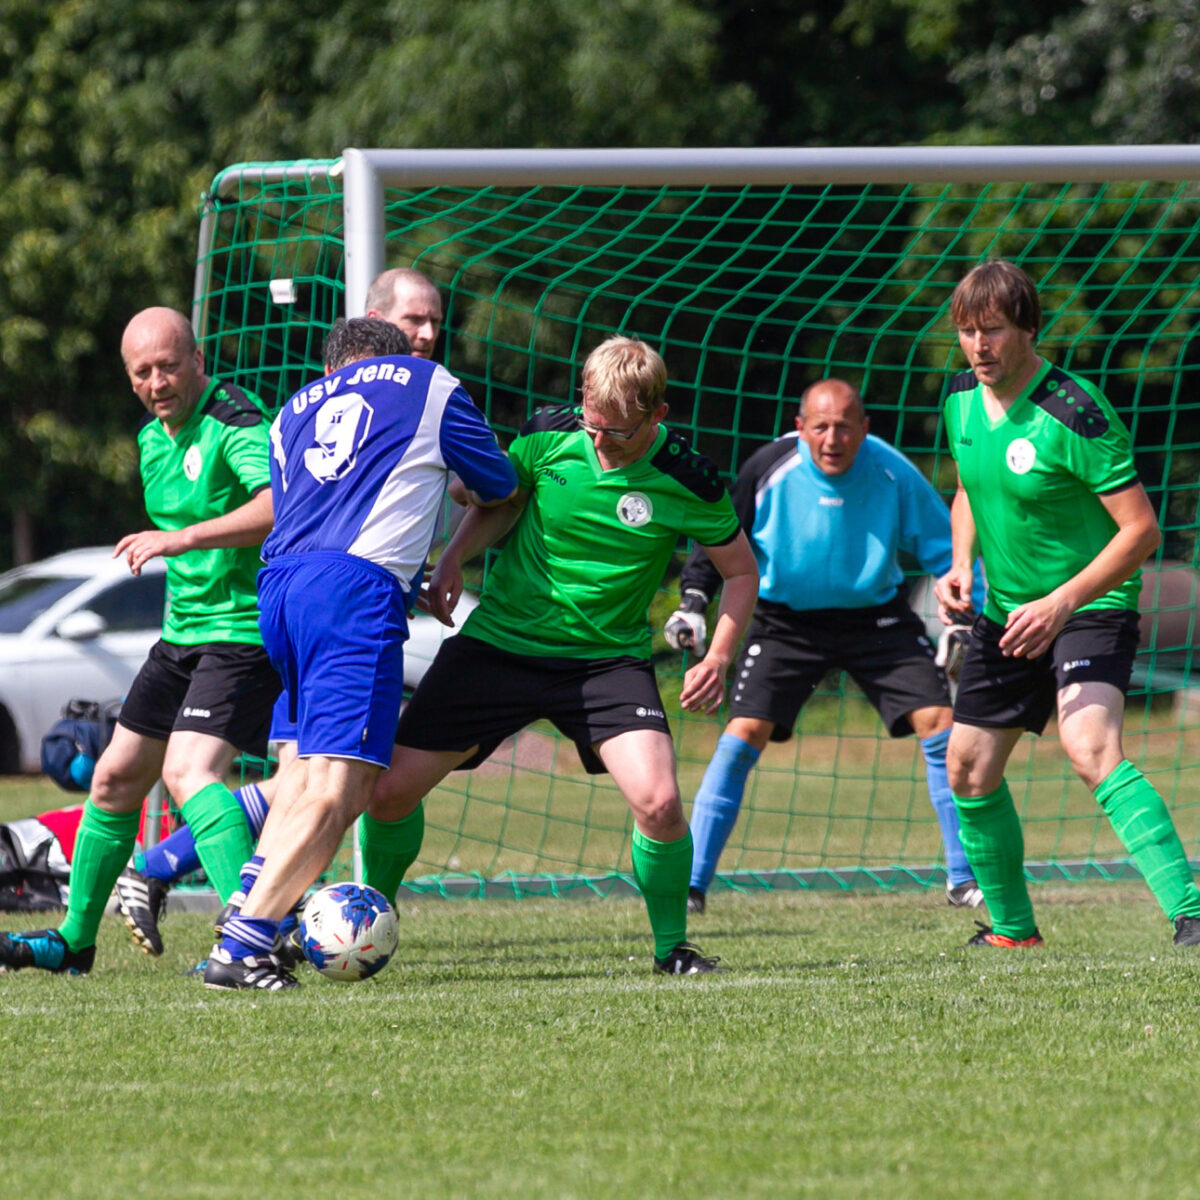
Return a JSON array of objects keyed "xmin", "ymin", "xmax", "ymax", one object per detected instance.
[{"xmin": 576, "ymin": 410, "xmax": 650, "ymax": 442}]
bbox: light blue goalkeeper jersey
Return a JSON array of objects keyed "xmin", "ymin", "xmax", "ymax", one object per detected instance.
[{"xmin": 682, "ymin": 433, "xmax": 957, "ymax": 611}]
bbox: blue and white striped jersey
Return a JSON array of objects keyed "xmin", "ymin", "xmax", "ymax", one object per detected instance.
[{"xmin": 262, "ymin": 355, "xmax": 515, "ymax": 597}]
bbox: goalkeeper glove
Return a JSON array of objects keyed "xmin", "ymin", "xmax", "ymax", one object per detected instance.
[
  {"xmin": 665, "ymin": 589, "xmax": 709, "ymax": 656},
  {"xmin": 936, "ymin": 624, "xmax": 971, "ymax": 679}
]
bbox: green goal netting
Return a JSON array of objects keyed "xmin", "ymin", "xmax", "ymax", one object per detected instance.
[{"xmin": 196, "ymin": 150, "xmax": 1200, "ymax": 900}]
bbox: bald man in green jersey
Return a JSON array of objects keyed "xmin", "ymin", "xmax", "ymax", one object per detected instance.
[
  {"xmin": 935, "ymin": 260, "xmax": 1200, "ymax": 949},
  {"xmin": 0, "ymin": 307, "xmax": 280, "ymax": 975},
  {"xmin": 358, "ymin": 335, "xmax": 759, "ymax": 976}
]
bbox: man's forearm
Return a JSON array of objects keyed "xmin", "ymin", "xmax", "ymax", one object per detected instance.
[
  {"xmin": 183, "ymin": 487, "xmax": 274, "ymax": 549},
  {"xmin": 440, "ymin": 491, "xmax": 528, "ymax": 568},
  {"xmin": 949, "ymin": 487, "xmax": 978, "ymax": 568},
  {"xmin": 706, "ymin": 572, "xmax": 757, "ymax": 666}
]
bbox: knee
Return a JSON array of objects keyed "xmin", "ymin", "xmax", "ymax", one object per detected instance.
[
  {"xmin": 911, "ymin": 706, "xmax": 952, "ymax": 742},
  {"xmin": 161, "ymin": 759, "xmax": 214, "ymax": 807},
  {"xmin": 726, "ymin": 717, "xmax": 773, "ymax": 752},
  {"xmin": 368, "ymin": 769, "xmax": 424, "ymax": 823},
  {"xmin": 946, "ymin": 740, "xmax": 988, "ymax": 796},
  {"xmin": 90, "ymin": 756, "xmax": 154, "ymax": 813},
  {"xmin": 634, "ymin": 785, "xmax": 685, "ymax": 839},
  {"xmin": 1061, "ymin": 738, "xmax": 1120, "ymax": 792}
]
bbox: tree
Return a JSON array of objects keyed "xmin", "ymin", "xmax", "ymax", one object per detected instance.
[
  {"xmin": 709, "ymin": 0, "xmax": 1081, "ymax": 147},
  {"xmin": 0, "ymin": 0, "xmax": 760, "ymax": 565},
  {"xmin": 950, "ymin": 0, "xmax": 1200, "ymax": 143}
]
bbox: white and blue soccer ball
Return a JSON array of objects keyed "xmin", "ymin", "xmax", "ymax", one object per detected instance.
[{"xmin": 299, "ymin": 882, "xmax": 399, "ymax": 982}]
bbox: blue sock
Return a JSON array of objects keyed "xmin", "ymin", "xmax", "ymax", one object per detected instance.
[
  {"xmin": 219, "ymin": 913, "xmax": 279, "ymax": 961},
  {"xmin": 920, "ymin": 728, "xmax": 972, "ymax": 886},
  {"xmin": 239, "ymin": 854, "xmax": 265, "ymax": 897},
  {"xmin": 134, "ymin": 783, "xmax": 268, "ymax": 883},
  {"xmin": 136, "ymin": 825, "xmax": 200, "ymax": 882},
  {"xmin": 233, "ymin": 783, "xmax": 269, "ymax": 839},
  {"xmin": 689, "ymin": 733, "xmax": 762, "ymax": 892}
]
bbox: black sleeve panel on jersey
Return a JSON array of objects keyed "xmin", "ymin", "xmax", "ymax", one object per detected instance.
[
  {"xmin": 519, "ymin": 405, "xmax": 580, "ymax": 438},
  {"xmin": 201, "ymin": 381, "xmax": 269, "ymax": 428},
  {"xmin": 1030, "ymin": 367, "xmax": 1110, "ymax": 438},
  {"xmin": 944, "ymin": 370, "xmax": 977, "ymax": 398},
  {"xmin": 677, "ymin": 435, "xmax": 793, "ymax": 601},
  {"xmin": 649, "ymin": 429, "xmax": 727, "ymax": 503}
]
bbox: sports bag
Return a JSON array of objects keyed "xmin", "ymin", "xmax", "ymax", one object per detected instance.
[{"xmin": 40, "ymin": 699, "xmax": 120, "ymax": 792}]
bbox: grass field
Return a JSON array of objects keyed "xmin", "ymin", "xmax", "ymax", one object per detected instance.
[
  {"xmin": 2, "ymin": 881, "xmax": 1199, "ymax": 1199},
  {"xmin": 390, "ymin": 696, "xmax": 1200, "ymax": 885}
]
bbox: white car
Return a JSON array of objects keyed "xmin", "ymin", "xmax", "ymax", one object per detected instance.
[{"xmin": 0, "ymin": 546, "xmax": 475, "ymax": 775}]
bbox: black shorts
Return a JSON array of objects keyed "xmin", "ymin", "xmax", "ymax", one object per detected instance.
[
  {"xmin": 953, "ymin": 609, "xmax": 1140, "ymax": 734},
  {"xmin": 730, "ymin": 596, "xmax": 951, "ymax": 741},
  {"xmin": 394, "ymin": 634, "xmax": 671, "ymax": 774},
  {"xmin": 118, "ymin": 639, "xmax": 281, "ymax": 757}
]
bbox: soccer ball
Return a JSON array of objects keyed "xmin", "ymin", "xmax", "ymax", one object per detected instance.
[{"xmin": 299, "ymin": 882, "xmax": 399, "ymax": 982}]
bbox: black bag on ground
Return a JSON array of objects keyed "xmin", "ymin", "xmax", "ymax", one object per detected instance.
[
  {"xmin": 40, "ymin": 699, "xmax": 120, "ymax": 792},
  {"xmin": 0, "ymin": 817, "xmax": 70, "ymax": 910}
]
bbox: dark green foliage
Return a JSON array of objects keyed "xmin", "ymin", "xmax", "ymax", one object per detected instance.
[{"xmin": 1, "ymin": 0, "xmax": 1196, "ymax": 562}]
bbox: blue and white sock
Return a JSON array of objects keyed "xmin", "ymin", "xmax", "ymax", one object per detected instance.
[
  {"xmin": 689, "ymin": 732, "xmax": 762, "ymax": 892},
  {"xmin": 219, "ymin": 913, "xmax": 280, "ymax": 961},
  {"xmin": 238, "ymin": 854, "xmax": 265, "ymax": 898},
  {"xmin": 234, "ymin": 783, "xmax": 269, "ymax": 839},
  {"xmin": 135, "ymin": 782, "xmax": 269, "ymax": 883},
  {"xmin": 920, "ymin": 727, "xmax": 972, "ymax": 887}
]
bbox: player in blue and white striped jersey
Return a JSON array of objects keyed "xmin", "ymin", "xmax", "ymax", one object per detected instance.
[{"xmin": 205, "ymin": 317, "xmax": 516, "ymax": 990}]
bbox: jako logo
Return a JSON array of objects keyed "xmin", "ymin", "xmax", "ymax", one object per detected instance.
[
  {"xmin": 1062, "ymin": 659, "xmax": 1091, "ymax": 672},
  {"xmin": 542, "ymin": 468, "xmax": 568, "ymax": 486},
  {"xmin": 182, "ymin": 706, "xmax": 212, "ymax": 719},
  {"xmin": 635, "ymin": 706, "xmax": 665, "ymax": 719}
]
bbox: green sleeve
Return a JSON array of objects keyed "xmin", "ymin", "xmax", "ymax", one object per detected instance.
[
  {"xmin": 682, "ymin": 490, "xmax": 739, "ymax": 548},
  {"xmin": 1064, "ymin": 384, "xmax": 1139, "ymax": 495},
  {"xmin": 223, "ymin": 417, "xmax": 272, "ymax": 496},
  {"xmin": 506, "ymin": 431, "xmax": 537, "ymax": 491}
]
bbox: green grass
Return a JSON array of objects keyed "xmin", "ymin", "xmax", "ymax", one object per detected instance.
[
  {"xmin": 2, "ymin": 883, "xmax": 1199, "ymax": 1199},
  {"xmin": 394, "ymin": 696, "xmax": 1200, "ymax": 883}
]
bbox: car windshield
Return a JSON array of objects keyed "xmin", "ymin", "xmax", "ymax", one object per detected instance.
[{"xmin": 0, "ymin": 574, "xmax": 87, "ymax": 633}]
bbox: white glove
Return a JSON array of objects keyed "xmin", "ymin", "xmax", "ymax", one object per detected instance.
[
  {"xmin": 665, "ymin": 610, "xmax": 708, "ymax": 656},
  {"xmin": 664, "ymin": 589, "xmax": 709, "ymax": 656},
  {"xmin": 936, "ymin": 624, "xmax": 971, "ymax": 679}
]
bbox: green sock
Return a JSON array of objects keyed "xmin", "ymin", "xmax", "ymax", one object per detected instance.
[
  {"xmin": 58, "ymin": 801, "xmax": 141, "ymax": 952},
  {"xmin": 953, "ymin": 781, "xmax": 1037, "ymax": 939},
  {"xmin": 1095, "ymin": 759, "xmax": 1200, "ymax": 921},
  {"xmin": 631, "ymin": 828, "xmax": 692, "ymax": 960},
  {"xmin": 180, "ymin": 780, "xmax": 256, "ymax": 903},
  {"xmin": 360, "ymin": 805, "xmax": 425, "ymax": 904}
]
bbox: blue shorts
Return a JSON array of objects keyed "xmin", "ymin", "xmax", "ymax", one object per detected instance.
[
  {"xmin": 268, "ymin": 689, "xmax": 297, "ymax": 744},
  {"xmin": 257, "ymin": 553, "xmax": 408, "ymax": 766}
]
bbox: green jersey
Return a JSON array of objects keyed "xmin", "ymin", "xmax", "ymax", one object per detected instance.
[
  {"xmin": 944, "ymin": 360, "xmax": 1141, "ymax": 623},
  {"xmin": 137, "ymin": 378, "xmax": 273, "ymax": 645},
  {"xmin": 463, "ymin": 406, "xmax": 739, "ymax": 659}
]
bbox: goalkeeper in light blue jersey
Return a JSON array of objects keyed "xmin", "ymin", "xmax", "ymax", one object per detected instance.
[{"xmin": 667, "ymin": 378, "xmax": 982, "ymax": 914}]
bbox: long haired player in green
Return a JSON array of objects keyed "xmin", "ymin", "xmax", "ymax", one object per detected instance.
[{"xmin": 935, "ymin": 260, "xmax": 1200, "ymax": 948}]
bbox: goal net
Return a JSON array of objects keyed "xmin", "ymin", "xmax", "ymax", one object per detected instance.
[{"xmin": 197, "ymin": 148, "xmax": 1200, "ymax": 899}]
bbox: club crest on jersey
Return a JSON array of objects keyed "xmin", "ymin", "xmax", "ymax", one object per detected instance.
[
  {"xmin": 304, "ymin": 391, "xmax": 374, "ymax": 483},
  {"xmin": 1005, "ymin": 437, "xmax": 1036, "ymax": 475},
  {"xmin": 183, "ymin": 445, "xmax": 203, "ymax": 481},
  {"xmin": 617, "ymin": 491, "xmax": 653, "ymax": 527}
]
